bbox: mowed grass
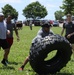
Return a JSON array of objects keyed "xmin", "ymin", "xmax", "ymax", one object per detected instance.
[{"xmin": 0, "ymin": 26, "xmax": 74, "ymax": 75}]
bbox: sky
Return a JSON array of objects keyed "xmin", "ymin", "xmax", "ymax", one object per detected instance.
[{"xmin": 0, "ymin": 0, "xmax": 63, "ymax": 21}]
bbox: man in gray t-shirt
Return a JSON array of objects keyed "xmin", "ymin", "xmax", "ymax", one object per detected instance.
[
  {"xmin": 6, "ymin": 15, "xmax": 19, "ymax": 63},
  {"xmin": 32, "ymin": 22, "xmax": 54, "ymax": 43},
  {"xmin": 18, "ymin": 22, "xmax": 54, "ymax": 71}
]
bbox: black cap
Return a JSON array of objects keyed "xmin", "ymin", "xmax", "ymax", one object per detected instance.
[{"xmin": 41, "ymin": 22, "xmax": 51, "ymax": 27}]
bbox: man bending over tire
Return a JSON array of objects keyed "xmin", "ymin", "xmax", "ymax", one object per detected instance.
[{"xmin": 18, "ymin": 22, "xmax": 54, "ymax": 71}]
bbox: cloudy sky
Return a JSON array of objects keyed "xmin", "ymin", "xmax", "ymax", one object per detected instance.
[{"xmin": 0, "ymin": 0, "xmax": 63, "ymax": 21}]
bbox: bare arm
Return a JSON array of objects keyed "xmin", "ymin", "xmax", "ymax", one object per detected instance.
[
  {"xmin": 7, "ymin": 30, "xmax": 10, "ymax": 35},
  {"xmin": 14, "ymin": 24, "xmax": 19, "ymax": 41},
  {"xmin": 67, "ymin": 32, "xmax": 74, "ymax": 38},
  {"xmin": 61, "ymin": 28, "xmax": 65, "ymax": 36}
]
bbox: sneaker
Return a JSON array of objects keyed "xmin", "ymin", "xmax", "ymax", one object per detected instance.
[
  {"xmin": 6, "ymin": 60, "xmax": 9, "ymax": 64},
  {"xmin": 1, "ymin": 60, "xmax": 8, "ymax": 66}
]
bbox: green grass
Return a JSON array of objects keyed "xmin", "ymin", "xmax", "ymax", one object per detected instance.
[{"xmin": 0, "ymin": 26, "xmax": 74, "ymax": 75}]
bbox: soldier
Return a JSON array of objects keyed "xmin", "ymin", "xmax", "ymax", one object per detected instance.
[{"xmin": 18, "ymin": 22, "xmax": 54, "ymax": 71}]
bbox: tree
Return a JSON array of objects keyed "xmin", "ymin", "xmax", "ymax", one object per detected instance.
[
  {"xmin": 54, "ymin": 10, "xmax": 64, "ymax": 20},
  {"xmin": 2, "ymin": 4, "xmax": 18, "ymax": 20},
  {"xmin": 60, "ymin": 0, "xmax": 74, "ymax": 15},
  {"xmin": 23, "ymin": 1, "xmax": 47, "ymax": 20}
]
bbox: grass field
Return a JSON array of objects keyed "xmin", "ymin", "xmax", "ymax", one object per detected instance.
[{"xmin": 0, "ymin": 26, "xmax": 74, "ymax": 75}]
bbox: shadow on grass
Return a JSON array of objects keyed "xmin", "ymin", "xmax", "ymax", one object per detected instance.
[
  {"xmin": 71, "ymin": 59, "xmax": 74, "ymax": 62},
  {"xmin": 27, "ymin": 70, "xmax": 73, "ymax": 75},
  {"xmin": 8, "ymin": 61, "xmax": 22, "ymax": 65},
  {"xmin": 0, "ymin": 66, "xmax": 15, "ymax": 70},
  {"xmin": 35, "ymin": 73, "xmax": 73, "ymax": 75}
]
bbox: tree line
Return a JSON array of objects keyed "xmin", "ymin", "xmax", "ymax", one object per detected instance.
[{"xmin": 1, "ymin": 0, "xmax": 74, "ymax": 21}]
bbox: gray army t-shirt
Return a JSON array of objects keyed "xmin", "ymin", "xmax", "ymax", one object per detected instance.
[{"xmin": 32, "ymin": 28, "xmax": 54, "ymax": 43}]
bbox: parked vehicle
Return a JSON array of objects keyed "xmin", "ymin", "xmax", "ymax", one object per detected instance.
[
  {"xmin": 16, "ymin": 21, "xmax": 23, "ymax": 29},
  {"xmin": 53, "ymin": 21, "xmax": 59, "ymax": 26}
]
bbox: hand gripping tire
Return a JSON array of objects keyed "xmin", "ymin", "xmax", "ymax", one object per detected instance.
[{"xmin": 29, "ymin": 34, "xmax": 72, "ymax": 75}]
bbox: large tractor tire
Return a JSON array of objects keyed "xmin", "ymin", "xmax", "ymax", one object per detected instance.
[{"xmin": 29, "ymin": 34, "xmax": 72, "ymax": 75}]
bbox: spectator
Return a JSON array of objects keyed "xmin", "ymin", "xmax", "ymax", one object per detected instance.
[
  {"xmin": 6, "ymin": 15, "xmax": 20, "ymax": 63},
  {"xmin": 61, "ymin": 13, "xmax": 74, "ymax": 59},
  {"xmin": 0, "ymin": 13, "xmax": 10, "ymax": 66},
  {"xmin": 29, "ymin": 20, "xmax": 32, "ymax": 30},
  {"xmin": 18, "ymin": 22, "xmax": 54, "ymax": 71}
]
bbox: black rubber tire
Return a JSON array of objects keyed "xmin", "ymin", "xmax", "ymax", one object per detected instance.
[{"xmin": 29, "ymin": 34, "xmax": 72, "ymax": 75}]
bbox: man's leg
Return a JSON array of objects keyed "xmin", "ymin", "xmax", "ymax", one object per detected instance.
[
  {"xmin": 4, "ymin": 48, "xmax": 10, "ymax": 60},
  {"xmin": 1, "ymin": 48, "xmax": 10, "ymax": 66},
  {"xmin": 18, "ymin": 56, "xmax": 29, "ymax": 71}
]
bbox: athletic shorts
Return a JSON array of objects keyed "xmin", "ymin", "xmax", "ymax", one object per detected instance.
[
  {"xmin": 0, "ymin": 39, "xmax": 9, "ymax": 49},
  {"xmin": 6, "ymin": 37, "xmax": 13, "ymax": 48}
]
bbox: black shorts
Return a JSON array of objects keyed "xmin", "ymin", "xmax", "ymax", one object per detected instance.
[{"xmin": 0, "ymin": 39, "xmax": 9, "ymax": 49}]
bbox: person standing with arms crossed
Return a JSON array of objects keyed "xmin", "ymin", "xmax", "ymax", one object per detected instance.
[
  {"xmin": 0, "ymin": 13, "xmax": 10, "ymax": 66},
  {"xmin": 6, "ymin": 15, "xmax": 20, "ymax": 63}
]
